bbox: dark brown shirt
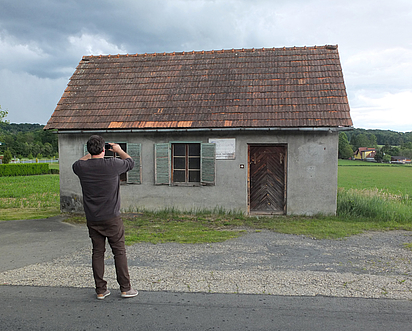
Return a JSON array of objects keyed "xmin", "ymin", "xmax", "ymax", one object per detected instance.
[{"xmin": 73, "ymin": 157, "xmax": 134, "ymax": 222}]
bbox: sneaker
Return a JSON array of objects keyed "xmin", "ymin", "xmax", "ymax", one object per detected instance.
[
  {"xmin": 97, "ymin": 290, "xmax": 111, "ymax": 300},
  {"xmin": 121, "ymin": 289, "xmax": 138, "ymax": 298}
]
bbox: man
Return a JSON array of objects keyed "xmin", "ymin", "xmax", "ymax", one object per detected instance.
[{"xmin": 73, "ymin": 135, "xmax": 138, "ymax": 300}]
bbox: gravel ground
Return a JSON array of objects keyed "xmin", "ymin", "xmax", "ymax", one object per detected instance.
[{"xmin": 1, "ymin": 229, "xmax": 412, "ymax": 299}]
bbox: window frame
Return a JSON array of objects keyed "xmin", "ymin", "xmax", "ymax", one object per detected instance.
[
  {"xmin": 171, "ymin": 143, "xmax": 201, "ymax": 185},
  {"xmin": 155, "ymin": 142, "xmax": 216, "ymax": 186}
]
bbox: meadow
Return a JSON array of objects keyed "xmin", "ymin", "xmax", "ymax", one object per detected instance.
[
  {"xmin": 0, "ymin": 173, "xmax": 60, "ymax": 220},
  {"xmin": 1, "ymin": 160, "xmax": 412, "ymax": 242},
  {"xmin": 338, "ymin": 159, "xmax": 412, "ymax": 196}
]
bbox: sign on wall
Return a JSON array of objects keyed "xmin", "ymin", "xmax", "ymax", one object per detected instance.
[{"xmin": 208, "ymin": 138, "xmax": 236, "ymax": 160}]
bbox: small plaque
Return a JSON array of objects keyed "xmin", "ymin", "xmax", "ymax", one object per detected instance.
[{"xmin": 208, "ymin": 138, "xmax": 236, "ymax": 160}]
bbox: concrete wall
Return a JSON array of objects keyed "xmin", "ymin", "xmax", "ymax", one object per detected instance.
[{"xmin": 58, "ymin": 130, "xmax": 338, "ymax": 216}]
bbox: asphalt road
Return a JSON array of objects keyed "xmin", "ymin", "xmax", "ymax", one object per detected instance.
[
  {"xmin": 1, "ymin": 217, "xmax": 412, "ymax": 330},
  {"xmin": 2, "ymin": 285, "xmax": 412, "ymax": 331},
  {"xmin": 0, "ymin": 216, "xmax": 88, "ymax": 272}
]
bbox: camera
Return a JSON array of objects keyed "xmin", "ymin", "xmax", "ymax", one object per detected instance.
[{"xmin": 105, "ymin": 143, "xmax": 111, "ymax": 150}]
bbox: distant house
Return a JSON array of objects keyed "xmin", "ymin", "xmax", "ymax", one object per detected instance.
[
  {"xmin": 353, "ymin": 147, "xmax": 376, "ymax": 161},
  {"xmin": 45, "ymin": 45, "xmax": 353, "ymax": 216},
  {"xmin": 391, "ymin": 156, "xmax": 411, "ymax": 164}
]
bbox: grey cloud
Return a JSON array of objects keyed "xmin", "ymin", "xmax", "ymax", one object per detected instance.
[{"xmin": 0, "ymin": 0, "xmax": 411, "ymax": 129}]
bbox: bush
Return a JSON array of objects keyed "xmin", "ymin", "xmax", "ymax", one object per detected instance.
[
  {"xmin": 337, "ymin": 188, "xmax": 412, "ymax": 223},
  {"xmin": 383, "ymin": 154, "xmax": 391, "ymax": 163},
  {"xmin": 0, "ymin": 163, "xmax": 50, "ymax": 176},
  {"xmin": 3, "ymin": 149, "xmax": 12, "ymax": 164}
]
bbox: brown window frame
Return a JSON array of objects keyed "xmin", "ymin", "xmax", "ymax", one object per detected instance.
[{"xmin": 171, "ymin": 143, "xmax": 201, "ymax": 185}]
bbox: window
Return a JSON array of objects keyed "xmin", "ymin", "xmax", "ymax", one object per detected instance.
[
  {"xmin": 155, "ymin": 142, "xmax": 216, "ymax": 186},
  {"xmin": 172, "ymin": 143, "xmax": 200, "ymax": 183},
  {"xmin": 84, "ymin": 142, "xmax": 141, "ymax": 184}
]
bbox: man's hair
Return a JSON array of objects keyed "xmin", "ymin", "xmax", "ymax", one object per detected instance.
[{"xmin": 87, "ymin": 135, "xmax": 105, "ymax": 155}]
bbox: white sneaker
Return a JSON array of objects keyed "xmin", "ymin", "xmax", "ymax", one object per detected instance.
[
  {"xmin": 121, "ymin": 289, "xmax": 138, "ymax": 298},
  {"xmin": 97, "ymin": 290, "xmax": 111, "ymax": 300}
]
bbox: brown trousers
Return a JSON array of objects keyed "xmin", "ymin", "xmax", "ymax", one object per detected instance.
[{"xmin": 87, "ymin": 216, "xmax": 131, "ymax": 294}]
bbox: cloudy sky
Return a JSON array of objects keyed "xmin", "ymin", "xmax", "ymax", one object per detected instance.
[{"xmin": 1, "ymin": 0, "xmax": 411, "ymax": 132}]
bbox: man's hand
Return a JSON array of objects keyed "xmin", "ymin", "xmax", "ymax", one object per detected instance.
[
  {"xmin": 107, "ymin": 143, "xmax": 132, "ymax": 160},
  {"xmin": 108, "ymin": 143, "xmax": 121, "ymax": 153}
]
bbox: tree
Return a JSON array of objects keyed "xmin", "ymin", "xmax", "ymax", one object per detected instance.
[
  {"xmin": 383, "ymin": 154, "xmax": 391, "ymax": 163},
  {"xmin": 3, "ymin": 149, "xmax": 12, "ymax": 164},
  {"xmin": 0, "ymin": 105, "xmax": 9, "ymax": 124},
  {"xmin": 350, "ymin": 133, "xmax": 377, "ymax": 150},
  {"xmin": 43, "ymin": 142, "xmax": 53, "ymax": 157},
  {"xmin": 347, "ymin": 128, "xmax": 412, "ymax": 146},
  {"xmin": 0, "ymin": 124, "xmax": 58, "ymax": 158},
  {"xmin": 374, "ymin": 149, "xmax": 384, "ymax": 163},
  {"xmin": 338, "ymin": 132, "xmax": 353, "ymax": 159},
  {"xmin": 401, "ymin": 142, "xmax": 412, "ymax": 150},
  {"xmin": 381, "ymin": 144, "xmax": 391, "ymax": 154},
  {"xmin": 381, "ymin": 144, "xmax": 400, "ymax": 157}
]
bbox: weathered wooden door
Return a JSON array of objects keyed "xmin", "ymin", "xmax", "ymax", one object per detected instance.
[{"xmin": 249, "ymin": 145, "xmax": 286, "ymax": 214}]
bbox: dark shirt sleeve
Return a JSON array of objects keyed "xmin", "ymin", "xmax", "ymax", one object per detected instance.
[
  {"xmin": 115, "ymin": 157, "xmax": 134, "ymax": 174},
  {"xmin": 72, "ymin": 160, "xmax": 79, "ymax": 175}
]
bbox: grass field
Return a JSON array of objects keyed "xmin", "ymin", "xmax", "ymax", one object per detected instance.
[
  {"xmin": 338, "ymin": 159, "xmax": 395, "ymax": 166},
  {"xmin": 0, "ymin": 173, "xmax": 60, "ymax": 220},
  {"xmin": 338, "ymin": 160, "xmax": 412, "ymax": 196}
]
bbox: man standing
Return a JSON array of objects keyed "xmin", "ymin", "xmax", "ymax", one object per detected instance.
[{"xmin": 73, "ymin": 135, "xmax": 138, "ymax": 300}]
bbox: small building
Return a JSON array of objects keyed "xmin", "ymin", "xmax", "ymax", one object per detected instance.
[
  {"xmin": 45, "ymin": 45, "xmax": 353, "ymax": 216},
  {"xmin": 391, "ymin": 156, "xmax": 411, "ymax": 164},
  {"xmin": 353, "ymin": 147, "xmax": 376, "ymax": 161}
]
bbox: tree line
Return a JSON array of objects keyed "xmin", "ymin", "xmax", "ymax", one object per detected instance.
[
  {"xmin": 339, "ymin": 129, "xmax": 412, "ymax": 161},
  {"xmin": 0, "ymin": 122, "xmax": 58, "ymax": 161}
]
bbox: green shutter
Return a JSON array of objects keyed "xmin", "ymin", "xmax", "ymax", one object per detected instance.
[
  {"xmin": 127, "ymin": 143, "xmax": 142, "ymax": 184},
  {"xmin": 155, "ymin": 143, "xmax": 170, "ymax": 185},
  {"xmin": 84, "ymin": 144, "xmax": 88, "ymax": 156},
  {"xmin": 201, "ymin": 143, "xmax": 215, "ymax": 185}
]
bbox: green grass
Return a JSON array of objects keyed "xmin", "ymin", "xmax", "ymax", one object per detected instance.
[
  {"xmin": 48, "ymin": 163, "xmax": 59, "ymax": 170},
  {"xmin": 337, "ymin": 188, "xmax": 412, "ymax": 227},
  {"xmin": 122, "ymin": 212, "xmax": 245, "ymax": 244},
  {"xmin": 0, "ymin": 172, "xmax": 60, "ymax": 220},
  {"xmin": 339, "ymin": 159, "xmax": 412, "ymax": 167},
  {"xmin": 338, "ymin": 161, "xmax": 412, "ymax": 196}
]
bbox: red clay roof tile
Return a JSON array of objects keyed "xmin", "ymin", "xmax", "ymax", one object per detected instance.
[{"xmin": 45, "ymin": 45, "xmax": 352, "ymax": 130}]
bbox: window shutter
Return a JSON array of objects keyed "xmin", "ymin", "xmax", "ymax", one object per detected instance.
[
  {"xmin": 201, "ymin": 143, "xmax": 216, "ymax": 185},
  {"xmin": 127, "ymin": 143, "xmax": 142, "ymax": 184},
  {"xmin": 155, "ymin": 143, "xmax": 170, "ymax": 185},
  {"xmin": 84, "ymin": 144, "xmax": 88, "ymax": 156}
]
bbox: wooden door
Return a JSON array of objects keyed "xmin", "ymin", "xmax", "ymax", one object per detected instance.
[{"xmin": 249, "ymin": 145, "xmax": 286, "ymax": 214}]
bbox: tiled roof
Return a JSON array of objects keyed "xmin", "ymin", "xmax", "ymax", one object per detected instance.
[
  {"xmin": 356, "ymin": 147, "xmax": 376, "ymax": 152},
  {"xmin": 44, "ymin": 45, "xmax": 353, "ymax": 131}
]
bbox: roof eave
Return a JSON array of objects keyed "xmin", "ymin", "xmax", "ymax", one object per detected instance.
[{"xmin": 54, "ymin": 126, "xmax": 354, "ymax": 134}]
